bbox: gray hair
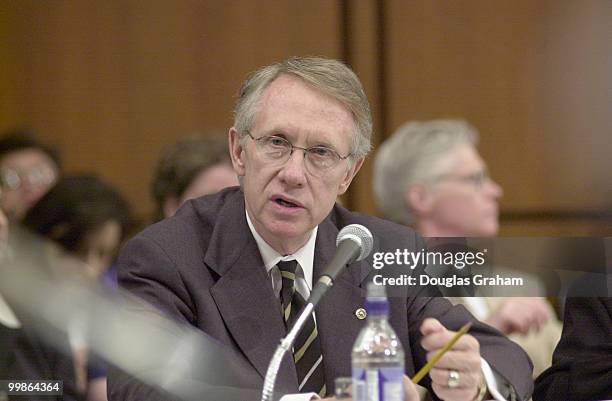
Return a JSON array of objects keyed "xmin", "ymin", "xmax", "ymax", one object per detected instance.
[
  {"xmin": 233, "ymin": 56, "xmax": 372, "ymax": 158},
  {"xmin": 373, "ymin": 119, "xmax": 479, "ymax": 225}
]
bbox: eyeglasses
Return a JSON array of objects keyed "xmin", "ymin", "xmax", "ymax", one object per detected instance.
[
  {"xmin": 434, "ymin": 170, "xmax": 491, "ymax": 189},
  {"xmin": 0, "ymin": 165, "xmax": 58, "ymax": 190},
  {"xmin": 244, "ymin": 131, "xmax": 352, "ymax": 176}
]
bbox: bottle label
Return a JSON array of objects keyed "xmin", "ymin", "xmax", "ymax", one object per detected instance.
[{"xmin": 352, "ymin": 366, "xmax": 404, "ymax": 401}]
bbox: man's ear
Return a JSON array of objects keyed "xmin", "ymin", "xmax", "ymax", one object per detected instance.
[
  {"xmin": 228, "ymin": 127, "xmax": 246, "ymax": 176},
  {"xmin": 338, "ymin": 157, "xmax": 365, "ymax": 195},
  {"xmin": 405, "ymin": 184, "xmax": 432, "ymax": 216}
]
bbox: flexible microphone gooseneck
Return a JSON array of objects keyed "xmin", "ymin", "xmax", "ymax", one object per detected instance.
[{"xmin": 260, "ymin": 224, "xmax": 374, "ymax": 401}]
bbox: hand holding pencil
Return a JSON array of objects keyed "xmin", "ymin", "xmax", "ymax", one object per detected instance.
[
  {"xmin": 417, "ymin": 318, "xmax": 485, "ymax": 401},
  {"xmin": 323, "ymin": 319, "xmax": 484, "ymax": 401}
]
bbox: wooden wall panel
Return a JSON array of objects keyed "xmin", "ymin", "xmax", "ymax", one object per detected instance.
[
  {"xmin": 343, "ymin": 0, "xmax": 384, "ymax": 213},
  {"xmin": 3, "ymin": 1, "xmax": 611, "ymax": 235},
  {"xmin": 2, "ymin": 0, "xmax": 343, "ymax": 221},
  {"xmin": 382, "ymin": 0, "xmax": 612, "ymax": 234}
]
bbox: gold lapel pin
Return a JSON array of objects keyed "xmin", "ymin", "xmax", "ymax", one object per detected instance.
[{"xmin": 355, "ymin": 308, "xmax": 367, "ymax": 320}]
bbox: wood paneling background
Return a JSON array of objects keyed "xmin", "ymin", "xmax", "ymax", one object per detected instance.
[
  {"xmin": 2, "ymin": 0, "xmax": 611, "ymax": 234},
  {"xmin": 2, "ymin": 0, "xmax": 343, "ymax": 221},
  {"xmin": 382, "ymin": 0, "xmax": 612, "ymax": 234}
]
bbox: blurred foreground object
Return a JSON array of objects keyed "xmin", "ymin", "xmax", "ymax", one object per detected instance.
[{"xmin": 0, "ymin": 228, "xmax": 261, "ymax": 401}]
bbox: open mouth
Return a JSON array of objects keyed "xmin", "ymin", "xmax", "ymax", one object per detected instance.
[{"xmin": 275, "ymin": 198, "xmax": 300, "ymax": 208}]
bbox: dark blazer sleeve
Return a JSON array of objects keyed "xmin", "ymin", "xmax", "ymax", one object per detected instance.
[
  {"xmin": 370, "ymin": 229, "xmax": 534, "ymax": 400},
  {"xmin": 3, "ymin": 324, "xmax": 81, "ymax": 401},
  {"xmin": 534, "ymin": 297, "xmax": 612, "ymax": 401},
  {"xmin": 407, "ymin": 235, "xmax": 534, "ymax": 401},
  {"xmin": 407, "ymin": 296, "xmax": 534, "ymax": 401},
  {"xmin": 115, "ymin": 233, "xmax": 197, "ymax": 325},
  {"xmin": 108, "ymin": 234, "xmax": 194, "ymax": 401}
]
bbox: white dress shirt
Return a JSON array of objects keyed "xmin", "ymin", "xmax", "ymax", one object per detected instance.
[{"xmin": 246, "ymin": 210, "xmax": 319, "ymax": 401}]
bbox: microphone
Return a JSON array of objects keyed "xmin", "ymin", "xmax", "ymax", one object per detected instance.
[
  {"xmin": 260, "ymin": 224, "xmax": 373, "ymax": 401},
  {"xmin": 308, "ymin": 224, "xmax": 373, "ymax": 306}
]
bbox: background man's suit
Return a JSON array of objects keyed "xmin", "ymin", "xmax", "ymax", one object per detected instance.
[
  {"xmin": 108, "ymin": 187, "xmax": 533, "ymax": 401},
  {"xmin": 534, "ymin": 297, "xmax": 612, "ymax": 401}
]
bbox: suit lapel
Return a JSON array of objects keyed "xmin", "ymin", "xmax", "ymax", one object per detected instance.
[
  {"xmin": 204, "ymin": 191, "xmax": 298, "ymax": 392},
  {"xmin": 203, "ymin": 196, "xmax": 375, "ymax": 395}
]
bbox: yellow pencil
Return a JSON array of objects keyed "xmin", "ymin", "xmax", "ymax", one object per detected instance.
[{"xmin": 411, "ymin": 321, "xmax": 473, "ymax": 384}]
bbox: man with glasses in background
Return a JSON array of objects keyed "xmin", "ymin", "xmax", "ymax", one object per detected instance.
[
  {"xmin": 0, "ymin": 130, "xmax": 61, "ymax": 222},
  {"xmin": 374, "ymin": 119, "xmax": 562, "ymax": 380},
  {"xmin": 109, "ymin": 59, "xmax": 533, "ymax": 401}
]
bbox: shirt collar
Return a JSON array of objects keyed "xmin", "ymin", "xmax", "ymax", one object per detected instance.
[{"xmin": 245, "ymin": 209, "xmax": 317, "ymax": 287}]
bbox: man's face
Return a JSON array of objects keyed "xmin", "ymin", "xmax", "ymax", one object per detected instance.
[
  {"xmin": 229, "ymin": 75, "xmax": 363, "ymax": 254},
  {"xmin": 80, "ymin": 219, "xmax": 122, "ymax": 278},
  {"xmin": 421, "ymin": 144, "xmax": 502, "ymax": 237},
  {"xmin": 0, "ymin": 148, "xmax": 59, "ymax": 221}
]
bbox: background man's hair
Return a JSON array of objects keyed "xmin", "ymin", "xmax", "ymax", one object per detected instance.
[
  {"xmin": 373, "ymin": 119, "xmax": 479, "ymax": 225},
  {"xmin": 150, "ymin": 133, "xmax": 231, "ymax": 221}
]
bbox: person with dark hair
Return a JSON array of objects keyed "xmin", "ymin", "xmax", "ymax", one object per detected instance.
[
  {"xmin": 0, "ymin": 129, "xmax": 61, "ymax": 221},
  {"xmin": 151, "ymin": 133, "xmax": 238, "ymax": 221},
  {"xmin": 23, "ymin": 175, "xmax": 131, "ymax": 278},
  {"xmin": 0, "ymin": 182, "xmax": 81, "ymax": 401},
  {"xmin": 21, "ymin": 175, "xmax": 131, "ymax": 401}
]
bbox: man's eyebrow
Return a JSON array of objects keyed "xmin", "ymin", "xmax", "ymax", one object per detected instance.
[
  {"xmin": 262, "ymin": 128, "xmax": 290, "ymax": 138},
  {"xmin": 261, "ymin": 127, "xmax": 339, "ymax": 149},
  {"xmin": 310, "ymin": 136, "xmax": 339, "ymax": 150}
]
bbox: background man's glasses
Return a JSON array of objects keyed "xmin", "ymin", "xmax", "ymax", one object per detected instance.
[
  {"xmin": 244, "ymin": 131, "xmax": 352, "ymax": 176},
  {"xmin": 434, "ymin": 170, "xmax": 491, "ymax": 189},
  {"xmin": 0, "ymin": 166, "xmax": 58, "ymax": 190}
]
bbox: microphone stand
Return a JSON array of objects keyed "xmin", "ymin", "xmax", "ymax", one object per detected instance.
[
  {"xmin": 260, "ymin": 277, "xmax": 333, "ymax": 401},
  {"xmin": 260, "ymin": 303, "xmax": 314, "ymax": 401},
  {"xmin": 260, "ymin": 224, "xmax": 372, "ymax": 401}
]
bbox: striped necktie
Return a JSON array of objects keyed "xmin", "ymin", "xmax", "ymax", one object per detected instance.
[{"xmin": 277, "ymin": 260, "xmax": 327, "ymax": 397}]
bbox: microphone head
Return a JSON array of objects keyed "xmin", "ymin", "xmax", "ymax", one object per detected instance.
[{"xmin": 336, "ymin": 224, "xmax": 374, "ymax": 262}]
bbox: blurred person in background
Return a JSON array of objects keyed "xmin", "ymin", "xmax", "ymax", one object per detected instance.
[
  {"xmin": 0, "ymin": 181, "xmax": 81, "ymax": 401},
  {"xmin": 150, "ymin": 133, "xmax": 238, "ymax": 221},
  {"xmin": 0, "ymin": 185, "xmax": 16, "ymax": 380},
  {"xmin": 23, "ymin": 175, "xmax": 132, "ymax": 280},
  {"xmin": 0, "ymin": 130, "xmax": 61, "ymax": 222},
  {"xmin": 21, "ymin": 174, "xmax": 132, "ymax": 401},
  {"xmin": 374, "ymin": 119, "xmax": 562, "ymax": 378}
]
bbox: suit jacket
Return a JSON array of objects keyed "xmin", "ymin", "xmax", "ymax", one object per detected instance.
[
  {"xmin": 108, "ymin": 187, "xmax": 533, "ymax": 401},
  {"xmin": 0, "ymin": 312, "xmax": 81, "ymax": 401},
  {"xmin": 534, "ymin": 297, "xmax": 612, "ymax": 401},
  {"xmin": 0, "ymin": 228, "xmax": 86, "ymax": 401},
  {"xmin": 484, "ymin": 298, "xmax": 560, "ymax": 378}
]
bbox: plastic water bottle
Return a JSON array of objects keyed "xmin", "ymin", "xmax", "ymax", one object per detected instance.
[{"xmin": 352, "ymin": 283, "xmax": 404, "ymax": 401}]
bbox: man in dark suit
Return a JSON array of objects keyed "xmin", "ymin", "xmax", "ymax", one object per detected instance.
[
  {"xmin": 534, "ymin": 297, "xmax": 612, "ymax": 401},
  {"xmin": 108, "ymin": 57, "xmax": 533, "ymax": 401}
]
